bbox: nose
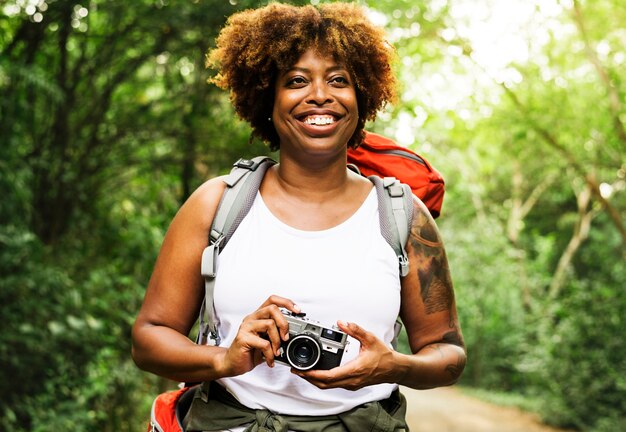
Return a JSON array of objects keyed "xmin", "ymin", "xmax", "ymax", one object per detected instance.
[{"xmin": 307, "ymin": 79, "xmax": 333, "ymax": 105}]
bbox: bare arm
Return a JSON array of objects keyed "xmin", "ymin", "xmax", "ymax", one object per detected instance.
[
  {"xmin": 131, "ymin": 177, "xmax": 229, "ymax": 383},
  {"xmin": 394, "ymin": 196, "xmax": 466, "ymax": 389}
]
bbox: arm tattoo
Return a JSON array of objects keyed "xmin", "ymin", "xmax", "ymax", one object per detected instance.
[
  {"xmin": 442, "ymin": 331, "xmax": 465, "ymax": 349},
  {"xmin": 409, "ymin": 205, "xmax": 454, "ymax": 314},
  {"xmin": 425, "ymin": 343, "xmax": 445, "ymax": 358},
  {"xmin": 445, "ymin": 356, "xmax": 465, "ymax": 381}
]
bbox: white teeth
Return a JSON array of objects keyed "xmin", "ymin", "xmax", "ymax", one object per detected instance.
[{"xmin": 304, "ymin": 116, "xmax": 335, "ymax": 125}]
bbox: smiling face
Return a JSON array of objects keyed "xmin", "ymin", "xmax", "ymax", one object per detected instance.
[{"xmin": 272, "ymin": 48, "xmax": 359, "ymax": 159}]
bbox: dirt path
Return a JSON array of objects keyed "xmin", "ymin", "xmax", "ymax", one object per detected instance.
[{"xmin": 402, "ymin": 386, "xmax": 571, "ymax": 432}]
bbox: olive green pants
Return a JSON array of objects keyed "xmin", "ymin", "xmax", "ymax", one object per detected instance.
[{"xmin": 184, "ymin": 381, "xmax": 409, "ymax": 432}]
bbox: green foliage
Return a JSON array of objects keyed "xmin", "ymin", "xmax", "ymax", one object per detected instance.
[
  {"xmin": 1, "ymin": 0, "xmax": 625, "ymax": 430},
  {"xmin": 1, "ymin": 0, "xmax": 273, "ymax": 429},
  {"xmin": 532, "ymin": 218, "xmax": 626, "ymax": 431},
  {"xmin": 0, "ymin": 224, "xmax": 89, "ymax": 429},
  {"xmin": 0, "ymin": 213, "xmax": 162, "ymax": 430},
  {"xmin": 441, "ymin": 216, "xmax": 530, "ymax": 390},
  {"xmin": 381, "ymin": 0, "xmax": 626, "ymax": 429}
]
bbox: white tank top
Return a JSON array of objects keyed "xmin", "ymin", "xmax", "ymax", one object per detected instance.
[{"xmin": 214, "ymin": 189, "xmax": 401, "ymax": 416}]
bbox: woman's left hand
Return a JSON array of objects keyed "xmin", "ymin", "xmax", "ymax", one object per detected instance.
[{"xmin": 292, "ymin": 321, "xmax": 399, "ymax": 391}]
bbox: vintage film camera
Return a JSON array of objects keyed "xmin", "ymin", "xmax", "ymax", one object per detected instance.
[{"xmin": 275, "ymin": 309, "xmax": 348, "ymax": 371}]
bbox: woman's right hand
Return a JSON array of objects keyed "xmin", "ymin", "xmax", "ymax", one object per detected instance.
[{"xmin": 220, "ymin": 295, "xmax": 300, "ymax": 377}]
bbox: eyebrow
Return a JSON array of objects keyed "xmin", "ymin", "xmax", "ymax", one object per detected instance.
[{"xmin": 286, "ymin": 65, "xmax": 347, "ymax": 74}]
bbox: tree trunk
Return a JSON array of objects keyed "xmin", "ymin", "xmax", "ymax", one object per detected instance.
[
  {"xmin": 507, "ymin": 161, "xmax": 555, "ymax": 310},
  {"xmin": 548, "ymin": 182, "xmax": 596, "ymax": 300}
]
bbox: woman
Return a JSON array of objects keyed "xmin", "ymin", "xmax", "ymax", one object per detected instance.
[{"xmin": 132, "ymin": 3, "xmax": 466, "ymax": 431}]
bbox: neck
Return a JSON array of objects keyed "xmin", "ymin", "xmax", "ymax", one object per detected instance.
[
  {"xmin": 258, "ymin": 148, "xmax": 372, "ymax": 231},
  {"xmin": 271, "ymin": 150, "xmax": 350, "ymax": 201}
]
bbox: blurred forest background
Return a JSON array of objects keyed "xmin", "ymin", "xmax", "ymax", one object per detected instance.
[{"xmin": 1, "ymin": 0, "xmax": 624, "ymax": 430}]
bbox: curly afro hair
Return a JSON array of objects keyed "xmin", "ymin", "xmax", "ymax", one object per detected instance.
[{"xmin": 207, "ymin": 2, "xmax": 397, "ymax": 151}]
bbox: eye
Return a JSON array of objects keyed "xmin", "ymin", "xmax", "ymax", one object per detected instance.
[
  {"xmin": 330, "ymin": 75, "xmax": 351, "ymax": 87},
  {"xmin": 286, "ymin": 76, "xmax": 308, "ymax": 87}
]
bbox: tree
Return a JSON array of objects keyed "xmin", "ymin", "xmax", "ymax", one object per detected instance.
[{"xmin": 0, "ymin": 1, "xmax": 274, "ymax": 429}]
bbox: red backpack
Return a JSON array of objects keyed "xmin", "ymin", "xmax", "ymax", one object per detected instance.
[
  {"xmin": 148, "ymin": 386, "xmax": 195, "ymax": 432},
  {"xmin": 348, "ymin": 131, "xmax": 445, "ymax": 218}
]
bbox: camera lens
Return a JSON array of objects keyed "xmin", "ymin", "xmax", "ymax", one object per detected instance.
[
  {"xmin": 295, "ymin": 344, "xmax": 312, "ymax": 360},
  {"xmin": 286, "ymin": 335, "xmax": 321, "ymax": 370}
]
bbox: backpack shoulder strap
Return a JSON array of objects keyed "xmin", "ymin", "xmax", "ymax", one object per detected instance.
[
  {"xmin": 198, "ymin": 156, "xmax": 276, "ymax": 346},
  {"xmin": 210, "ymin": 157, "xmax": 276, "ymax": 250},
  {"xmin": 368, "ymin": 176, "xmax": 414, "ymax": 278},
  {"xmin": 369, "ymin": 175, "xmax": 414, "ymax": 350}
]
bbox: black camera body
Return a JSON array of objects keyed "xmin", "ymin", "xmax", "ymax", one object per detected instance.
[{"xmin": 275, "ymin": 309, "xmax": 348, "ymax": 371}]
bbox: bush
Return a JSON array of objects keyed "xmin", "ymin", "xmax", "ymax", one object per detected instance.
[
  {"xmin": 441, "ymin": 216, "xmax": 530, "ymax": 391},
  {"xmin": 0, "ymin": 211, "xmax": 166, "ymax": 430},
  {"xmin": 536, "ymin": 253, "xmax": 626, "ymax": 431}
]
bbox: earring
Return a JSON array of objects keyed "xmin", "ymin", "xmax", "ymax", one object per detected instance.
[{"xmin": 268, "ymin": 117, "xmax": 272, "ymax": 121}]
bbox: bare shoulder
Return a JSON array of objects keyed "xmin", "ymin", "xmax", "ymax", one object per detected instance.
[
  {"xmin": 135, "ymin": 175, "xmax": 230, "ymax": 335},
  {"xmin": 409, "ymin": 196, "xmax": 444, "ymax": 248},
  {"xmin": 172, "ymin": 176, "xmax": 228, "ymax": 231},
  {"xmin": 155, "ymin": 175, "xmax": 229, "ymax": 265}
]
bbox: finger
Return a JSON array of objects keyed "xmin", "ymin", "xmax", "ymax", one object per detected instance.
[
  {"xmin": 239, "ymin": 319, "xmax": 282, "ymax": 364},
  {"xmin": 293, "ymin": 368, "xmax": 362, "ymax": 391},
  {"xmin": 337, "ymin": 321, "xmax": 373, "ymax": 345},
  {"xmin": 259, "ymin": 295, "xmax": 301, "ymax": 315},
  {"xmin": 293, "ymin": 367, "xmax": 339, "ymax": 382},
  {"xmin": 264, "ymin": 319, "xmax": 283, "ymax": 356},
  {"xmin": 295, "ymin": 359, "xmax": 359, "ymax": 379},
  {"xmin": 252, "ymin": 304, "xmax": 291, "ymax": 342},
  {"xmin": 305, "ymin": 379, "xmax": 362, "ymax": 391},
  {"xmin": 292, "ymin": 368, "xmax": 336, "ymax": 388},
  {"xmin": 265, "ymin": 305, "xmax": 291, "ymax": 341},
  {"xmin": 240, "ymin": 317, "xmax": 277, "ymax": 334},
  {"xmin": 253, "ymin": 349, "xmax": 265, "ymax": 368},
  {"xmin": 247, "ymin": 335, "xmax": 276, "ymax": 367},
  {"xmin": 231, "ymin": 330, "xmax": 275, "ymax": 367}
]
